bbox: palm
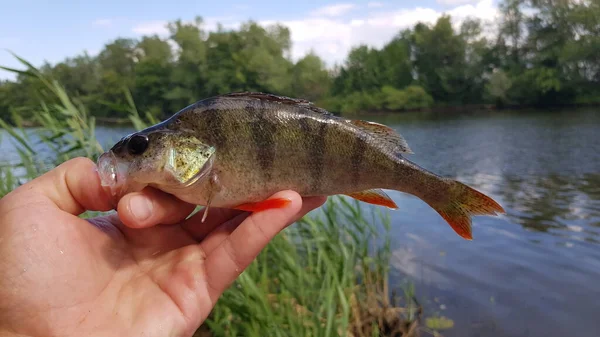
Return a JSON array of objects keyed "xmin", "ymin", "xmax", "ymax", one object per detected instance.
[{"xmin": 0, "ymin": 158, "xmax": 325, "ymax": 337}]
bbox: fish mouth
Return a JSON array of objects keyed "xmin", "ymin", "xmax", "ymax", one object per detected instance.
[{"xmin": 97, "ymin": 151, "xmax": 130, "ymax": 198}]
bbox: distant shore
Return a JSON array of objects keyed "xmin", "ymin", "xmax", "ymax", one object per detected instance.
[
  {"xmin": 345, "ymin": 101, "xmax": 600, "ymax": 116},
  {"xmin": 6, "ymin": 102, "xmax": 599, "ymax": 129}
]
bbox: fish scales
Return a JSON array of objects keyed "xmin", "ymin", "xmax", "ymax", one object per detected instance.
[
  {"xmin": 177, "ymin": 95, "xmax": 410, "ymax": 201},
  {"xmin": 179, "ymin": 96, "xmax": 395, "ymax": 198},
  {"xmin": 97, "ymin": 92, "xmax": 506, "ymax": 240},
  {"xmin": 193, "ymin": 96, "xmax": 431, "ymax": 201}
]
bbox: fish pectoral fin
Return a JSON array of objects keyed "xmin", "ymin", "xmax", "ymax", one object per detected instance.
[
  {"xmin": 198, "ymin": 172, "xmax": 221, "ymax": 223},
  {"xmin": 344, "ymin": 189, "xmax": 399, "ymax": 209},
  {"xmin": 347, "ymin": 119, "xmax": 413, "ymax": 155},
  {"xmin": 234, "ymin": 198, "xmax": 292, "ymax": 212}
]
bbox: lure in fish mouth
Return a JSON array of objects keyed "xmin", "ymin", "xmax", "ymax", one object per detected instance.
[{"xmin": 96, "ymin": 91, "xmax": 505, "ymax": 240}]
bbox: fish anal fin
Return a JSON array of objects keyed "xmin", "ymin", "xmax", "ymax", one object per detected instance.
[
  {"xmin": 344, "ymin": 189, "xmax": 399, "ymax": 209},
  {"xmin": 348, "ymin": 120, "xmax": 414, "ymax": 155},
  {"xmin": 234, "ymin": 198, "xmax": 292, "ymax": 212}
]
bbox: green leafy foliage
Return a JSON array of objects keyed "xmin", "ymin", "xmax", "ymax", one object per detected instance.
[
  {"xmin": 1, "ymin": 0, "xmax": 599, "ymax": 121},
  {"xmin": 203, "ymin": 197, "xmax": 420, "ymax": 337}
]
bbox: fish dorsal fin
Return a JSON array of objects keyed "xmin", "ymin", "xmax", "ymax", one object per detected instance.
[
  {"xmin": 348, "ymin": 120, "xmax": 414, "ymax": 155},
  {"xmin": 344, "ymin": 189, "xmax": 399, "ymax": 209},
  {"xmin": 219, "ymin": 92, "xmax": 334, "ymax": 116}
]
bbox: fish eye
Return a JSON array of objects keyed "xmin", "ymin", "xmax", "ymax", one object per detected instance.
[{"xmin": 127, "ymin": 134, "xmax": 149, "ymax": 155}]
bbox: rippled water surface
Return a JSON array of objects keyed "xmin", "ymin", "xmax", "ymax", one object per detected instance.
[
  {"xmin": 367, "ymin": 109, "xmax": 600, "ymax": 337},
  {"xmin": 1, "ymin": 108, "xmax": 599, "ymax": 336}
]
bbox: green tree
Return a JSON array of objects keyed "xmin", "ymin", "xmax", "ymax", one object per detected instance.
[
  {"xmin": 411, "ymin": 16, "xmax": 469, "ymax": 104},
  {"xmin": 378, "ymin": 32, "xmax": 414, "ymax": 89},
  {"xmin": 165, "ymin": 16, "xmax": 208, "ymax": 110},
  {"xmin": 498, "ymin": 0, "xmax": 526, "ymax": 71},
  {"xmin": 485, "ymin": 69, "xmax": 512, "ymax": 106},
  {"xmin": 235, "ymin": 21, "xmax": 294, "ymax": 94},
  {"xmin": 133, "ymin": 35, "xmax": 174, "ymax": 117},
  {"xmin": 338, "ymin": 45, "xmax": 382, "ymax": 94},
  {"xmin": 204, "ymin": 26, "xmax": 246, "ymax": 95},
  {"xmin": 291, "ymin": 52, "xmax": 331, "ymax": 101},
  {"xmin": 95, "ymin": 38, "xmax": 138, "ymax": 117}
]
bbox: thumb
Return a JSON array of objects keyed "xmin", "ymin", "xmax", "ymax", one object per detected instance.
[
  {"xmin": 9, "ymin": 157, "xmax": 115, "ymax": 215},
  {"xmin": 7, "ymin": 157, "xmax": 197, "ymax": 227}
]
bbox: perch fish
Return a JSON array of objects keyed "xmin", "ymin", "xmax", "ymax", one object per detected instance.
[{"xmin": 96, "ymin": 92, "xmax": 505, "ymax": 240}]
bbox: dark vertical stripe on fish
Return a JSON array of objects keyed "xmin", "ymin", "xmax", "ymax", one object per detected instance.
[
  {"xmin": 298, "ymin": 117, "xmax": 311, "ymax": 134},
  {"xmin": 310, "ymin": 121, "xmax": 328, "ymax": 192},
  {"xmin": 205, "ymin": 108, "xmax": 227, "ymax": 149},
  {"xmin": 248, "ymin": 102, "xmax": 276, "ymax": 180},
  {"xmin": 350, "ymin": 135, "xmax": 367, "ymax": 186}
]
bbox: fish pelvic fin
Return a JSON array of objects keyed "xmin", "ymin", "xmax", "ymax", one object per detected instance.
[
  {"xmin": 234, "ymin": 198, "xmax": 292, "ymax": 213},
  {"xmin": 347, "ymin": 120, "xmax": 414, "ymax": 155},
  {"xmin": 344, "ymin": 189, "xmax": 399, "ymax": 209},
  {"xmin": 429, "ymin": 180, "xmax": 505, "ymax": 240}
]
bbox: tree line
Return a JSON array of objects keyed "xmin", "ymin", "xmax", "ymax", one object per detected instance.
[{"xmin": 0, "ymin": 0, "xmax": 598, "ymax": 122}]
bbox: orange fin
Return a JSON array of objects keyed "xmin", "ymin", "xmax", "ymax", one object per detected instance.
[
  {"xmin": 344, "ymin": 189, "xmax": 399, "ymax": 209},
  {"xmin": 347, "ymin": 119, "xmax": 413, "ymax": 154},
  {"xmin": 432, "ymin": 181, "xmax": 505, "ymax": 240},
  {"xmin": 234, "ymin": 198, "xmax": 292, "ymax": 212}
]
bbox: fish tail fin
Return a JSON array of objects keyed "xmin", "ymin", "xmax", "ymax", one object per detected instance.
[{"xmin": 423, "ymin": 179, "xmax": 505, "ymax": 240}]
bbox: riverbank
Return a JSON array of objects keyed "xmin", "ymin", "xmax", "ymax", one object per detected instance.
[
  {"xmin": 337, "ymin": 101, "xmax": 600, "ymax": 116},
  {"xmin": 6, "ymin": 100, "xmax": 600, "ymax": 129}
]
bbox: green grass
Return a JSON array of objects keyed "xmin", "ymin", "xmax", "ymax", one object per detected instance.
[
  {"xmin": 201, "ymin": 197, "xmax": 416, "ymax": 337},
  {"xmin": 0, "ymin": 56, "xmax": 447, "ymax": 337}
]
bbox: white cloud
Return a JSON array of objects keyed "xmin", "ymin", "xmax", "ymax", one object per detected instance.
[
  {"xmin": 437, "ymin": 0, "xmax": 479, "ymax": 5},
  {"xmin": 447, "ymin": 0, "xmax": 499, "ymax": 23},
  {"xmin": 131, "ymin": 16, "xmax": 241, "ymax": 37},
  {"xmin": 310, "ymin": 3, "xmax": 357, "ymax": 17},
  {"xmin": 268, "ymin": 0, "xmax": 498, "ymax": 66},
  {"xmin": 367, "ymin": 1, "xmax": 384, "ymax": 8},
  {"xmin": 130, "ymin": 0, "xmax": 500, "ymax": 67},
  {"xmin": 92, "ymin": 19, "xmax": 112, "ymax": 27}
]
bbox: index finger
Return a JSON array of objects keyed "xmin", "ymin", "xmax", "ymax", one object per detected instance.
[{"xmin": 202, "ymin": 191, "xmax": 325, "ymax": 303}]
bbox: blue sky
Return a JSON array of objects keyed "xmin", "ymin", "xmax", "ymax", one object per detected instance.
[{"xmin": 0, "ymin": 0, "xmax": 499, "ymax": 80}]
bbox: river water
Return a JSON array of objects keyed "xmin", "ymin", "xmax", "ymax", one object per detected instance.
[{"xmin": 1, "ymin": 108, "xmax": 599, "ymax": 336}]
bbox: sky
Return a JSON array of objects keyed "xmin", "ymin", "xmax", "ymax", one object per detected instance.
[{"xmin": 0, "ymin": 0, "xmax": 501, "ymax": 80}]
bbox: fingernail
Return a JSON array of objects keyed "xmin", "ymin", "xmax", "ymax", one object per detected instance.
[{"xmin": 130, "ymin": 195, "xmax": 153, "ymax": 221}]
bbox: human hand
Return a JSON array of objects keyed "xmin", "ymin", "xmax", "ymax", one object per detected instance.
[{"xmin": 0, "ymin": 157, "xmax": 326, "ymax": 337}]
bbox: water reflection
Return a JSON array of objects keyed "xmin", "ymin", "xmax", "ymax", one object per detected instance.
[
  {"xmin": 365, "ymin": 109, "xmax": 600, "ymax": 337},
  {"xmin": 464, "ymin": 172, "xmax": 600, "ymax": 242}
]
